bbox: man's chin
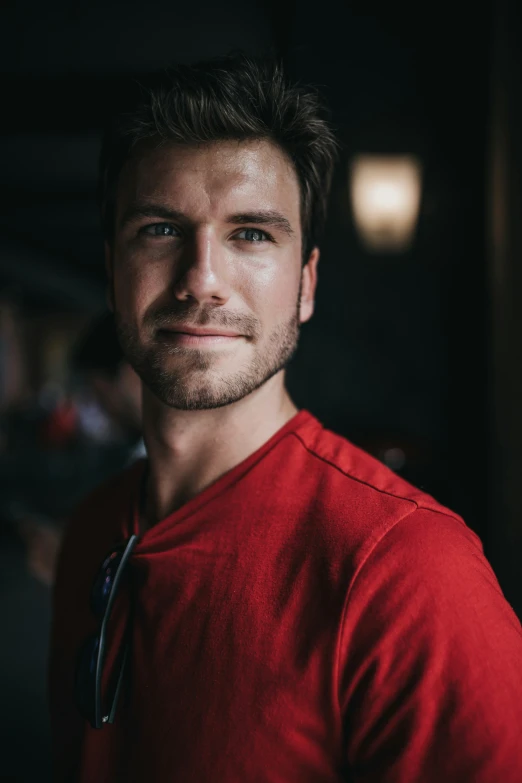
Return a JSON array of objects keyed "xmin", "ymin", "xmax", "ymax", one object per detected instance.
[
  {"xmin": 153, "ymin": 344, "xmax": 245, "ymax": 376},
  {"xmin": 149, "ymin": 386, "xmax": 246, "ymax": 411},
  {"xmin": 138, "ymin": 370, "xmax": 229, "ymax": 408}
]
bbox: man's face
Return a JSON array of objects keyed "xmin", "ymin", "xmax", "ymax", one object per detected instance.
[{"xmin": 107, "ymin": 138, "xmax": 318, "ymax": 410}]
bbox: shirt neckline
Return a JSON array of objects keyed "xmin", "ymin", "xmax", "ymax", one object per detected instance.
[{"xmin": 127, "ymin": 408, "xmax": 316, "ymax": 544}]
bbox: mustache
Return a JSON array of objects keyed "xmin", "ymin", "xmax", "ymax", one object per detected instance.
[{"xmin": 145, "ymin": 304, "xmax": 260, "ymax": 338}]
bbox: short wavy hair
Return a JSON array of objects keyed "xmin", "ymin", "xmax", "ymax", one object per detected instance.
[{"xmin": 98, "ymin": 52, "xmax": 339, "ymax": 262}]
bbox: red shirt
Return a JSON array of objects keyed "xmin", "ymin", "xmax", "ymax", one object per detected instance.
[{"xmin": 49, "ymin": 410, "xmax": 522, "ymax": 782}]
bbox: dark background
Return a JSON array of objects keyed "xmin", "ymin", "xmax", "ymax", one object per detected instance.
[{"xmin": 1, "ymin": 1, "xmax": 521, "ymax": 780}]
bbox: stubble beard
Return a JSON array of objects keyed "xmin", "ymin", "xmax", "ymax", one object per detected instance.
[{"xmin": 114, "ymin": 302, "xmax": 301, "ymax": 411}]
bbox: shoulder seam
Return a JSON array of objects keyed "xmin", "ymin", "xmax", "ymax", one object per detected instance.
[
  {"xmin": 333, "ymin": 500, "xmax": 468, "ymax": 713},
  {"xmin": 289, "ymin": 429, "xmax": 463, "ymax": 523},
  {"xmin": 333, "ymin": 502, "xmax": 418, "ymax": 715},
  {"xmin": 290, "ymin": 429, "xmax": 420, "ymax": 509}
]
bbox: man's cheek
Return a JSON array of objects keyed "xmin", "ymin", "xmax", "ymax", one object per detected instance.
[
  {"xmin": 269, "ymin": 283, "xmax": 299, "ymax": 316},
  {"xmin": 117, "ymin": 267, "xmax": 155, "ymax": 313},
  {"xmin": 248, "ymin": 266, "xmax": 297, "ymax": 308}
]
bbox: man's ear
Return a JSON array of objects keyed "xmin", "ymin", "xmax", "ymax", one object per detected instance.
[
  {"xmin": 299, "ymin": 247, "xmax": 320, "ymax": 324},
  {"xmin": 104, "ymin": 241, "xmax": 115, "ymax": 313}
]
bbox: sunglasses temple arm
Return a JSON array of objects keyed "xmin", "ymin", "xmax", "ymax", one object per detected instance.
[
  {"xmin": 94, "ymin": 534, "xmax": 139, "ymax": 728},
  {"xmin": 107, "ymin": 639, "xmax": 130, "ymax": 725}
]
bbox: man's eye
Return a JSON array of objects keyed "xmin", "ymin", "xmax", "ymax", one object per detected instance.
[
  {"xmin": 142, "ymin": 223, "xmax": 178, "ymax": 237},
  {"xmin": 235, "ymin": 228, "xmax": 271, "ymax": 243}
]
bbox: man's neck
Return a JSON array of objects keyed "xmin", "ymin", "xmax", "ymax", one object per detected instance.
[{"xmin": 140, "ymin": 373, "xmax": 298, "ymax": 530}]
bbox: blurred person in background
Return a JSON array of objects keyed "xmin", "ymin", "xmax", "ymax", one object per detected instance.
[
  {"xmin": 20, "ymin": 311, "xmax": 144, "ymax": 586},
  {"xmin": 49, "ymin": 53, "xmax": 522, "ymax": 783},
  {"xmin": 70, "ymin": 310, "xmax": 144, "ymax": 461}
]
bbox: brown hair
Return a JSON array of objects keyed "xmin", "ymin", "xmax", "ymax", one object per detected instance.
[{"xmin": 98, "ymin": 52, "xmax": 339, "ymax": 262}]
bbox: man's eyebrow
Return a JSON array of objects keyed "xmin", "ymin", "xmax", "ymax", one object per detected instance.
[
  {"xmin": 119, "ymin": 203, "xmax": 185, "ymax": 228},
  {"xmin": 119, "ymin": 204, "xmax": 296, "ymax": 237},
  {"xmin": 226, "ymin": 212, "xmax": 295, "ymax": 237}
]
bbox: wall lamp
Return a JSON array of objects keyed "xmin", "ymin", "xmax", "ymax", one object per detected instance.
[{"xmin": 349, "ymin": 155, "xmax": 422, "ymax": 252}]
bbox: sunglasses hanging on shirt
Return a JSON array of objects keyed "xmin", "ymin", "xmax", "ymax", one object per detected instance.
[{"xmin": 74, "ymin": 534, "xmax": 139, "ymax": 729}]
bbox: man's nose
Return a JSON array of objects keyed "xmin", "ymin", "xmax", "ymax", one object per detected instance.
[{"xmin": 171, "ymin": 230, "xmax": 232, "ymax": 306}]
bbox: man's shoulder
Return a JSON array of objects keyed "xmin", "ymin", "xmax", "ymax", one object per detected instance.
[
  {"xmin": 292, "ymin": 412, "xmax": 458, "ymax": 518},
  {"xmin": 52, "ymin": 460, "xmax": 145, "ymax": 612},
  {"xmin": 285, "ymin": 412, "xmax": 466, "ymax": 557}
]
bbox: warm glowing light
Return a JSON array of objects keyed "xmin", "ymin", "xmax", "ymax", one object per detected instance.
[{"xmin": 350, "ymin": 155, "xmax": 422, "ymax": 252}]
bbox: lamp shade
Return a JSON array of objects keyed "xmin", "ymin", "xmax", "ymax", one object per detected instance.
[{"xmin": 350, "ymin": 155, "xmax": 422, "ymax": 252}]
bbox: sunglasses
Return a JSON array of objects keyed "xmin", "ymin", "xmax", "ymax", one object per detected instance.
[{"xmin": 74, "ymin": 534, "xmax": 139, "ymax": 729}]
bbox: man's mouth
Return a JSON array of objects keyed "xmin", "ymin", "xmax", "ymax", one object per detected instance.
[{"xmin": 157, "ymin": 326, "xmax": 243, "ymax": 347}]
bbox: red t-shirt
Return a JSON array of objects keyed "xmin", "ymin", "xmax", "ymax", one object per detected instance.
[{"xmin": 49, "ymin": 409, "xmax": 522, "ymax": 782}]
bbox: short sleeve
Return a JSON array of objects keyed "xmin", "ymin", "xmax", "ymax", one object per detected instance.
[{"xmin": 338, "ymin": 507, "xmax": 522, "ymax": 782}]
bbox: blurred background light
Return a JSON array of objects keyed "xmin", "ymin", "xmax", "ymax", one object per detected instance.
[{"xmin": 349, "ymin": 155, "xmax": 422, "ymax": 252}]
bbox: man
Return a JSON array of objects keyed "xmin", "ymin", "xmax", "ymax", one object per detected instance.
[{"xmin": 49, "ymin": 53, "xmax": 522, "ymax": 782}]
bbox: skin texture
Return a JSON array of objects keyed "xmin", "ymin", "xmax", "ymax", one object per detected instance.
[{"xmin": 106, "ymin": 138, "xmax": 319, "ymax": 526}]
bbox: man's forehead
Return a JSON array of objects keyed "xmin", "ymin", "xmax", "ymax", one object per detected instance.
[{"xmin": 122, "ymin": 138, "xmax": 299, "ymax": 197}]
